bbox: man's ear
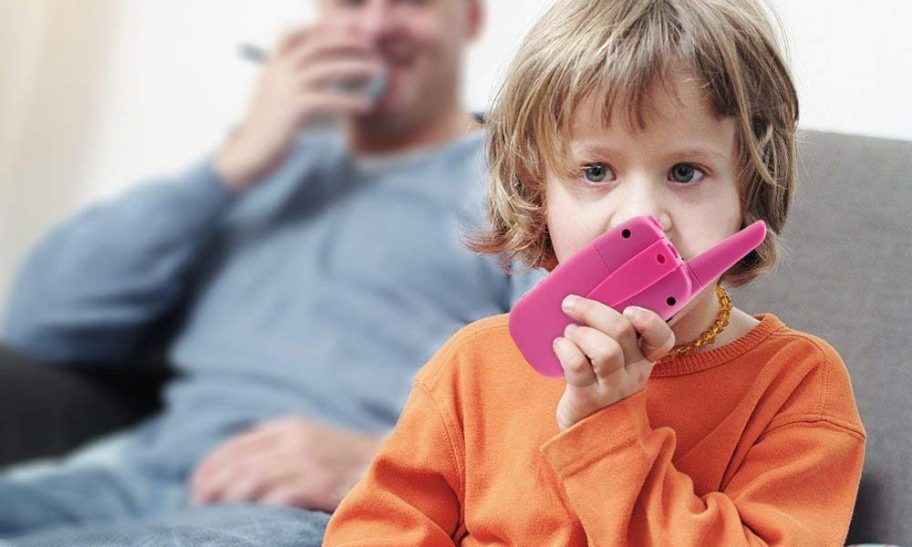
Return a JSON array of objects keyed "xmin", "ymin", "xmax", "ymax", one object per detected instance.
[{"xmin": 466, "ymin": 0, "xmax": 485, "ymax": 42}]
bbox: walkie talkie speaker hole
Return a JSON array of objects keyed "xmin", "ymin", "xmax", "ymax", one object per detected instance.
[
  {"xmin": 666, "ymin": 297, "xmax": 677, "ymax": 306},
  {"xmin": 657, "ymin": 254, "xmax": 666, "ymax": 264},
  {"xmin": 622, "ymin": 229, "xmax": 631, "ymax": 238}
]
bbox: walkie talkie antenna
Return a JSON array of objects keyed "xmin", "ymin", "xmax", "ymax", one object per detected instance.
[{"xmin": 686, "ymin": 221, "xmax": 766, "ymax": 290}]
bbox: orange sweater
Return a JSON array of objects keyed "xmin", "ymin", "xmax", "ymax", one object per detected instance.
[{"xmin": 325, "ymin": 313, "xmax": 865, "ymax": 546}]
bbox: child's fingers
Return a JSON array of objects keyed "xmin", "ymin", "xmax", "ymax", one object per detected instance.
[
  {"xmin": 553, "ymin": 336, "xmax": 597, "ymax": 387},
  {"xmin": 622, "ymin": 306, "xmax": 675, "ymax": 362},
  {"xmin": 561, "ymin": 295, "xmax": 640, "ymax": 360},
  {"xmin": 563, "ymin": 325, "xmax": 625, "ymax": 380}
]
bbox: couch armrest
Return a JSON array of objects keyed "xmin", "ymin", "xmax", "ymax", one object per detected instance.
[{"xmin": 0, "ymin": 344, "xmax": 170, "ymax": 467}]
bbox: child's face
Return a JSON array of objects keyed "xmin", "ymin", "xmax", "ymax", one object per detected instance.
[{"xmin": 545, "ymin": 75, "xmax": 742, "ymax": 272}]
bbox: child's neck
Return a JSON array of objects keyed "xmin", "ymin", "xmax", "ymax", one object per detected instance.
[{"xmin": 670, "ymin": 291, "xmax": 760, "ymax": 354}]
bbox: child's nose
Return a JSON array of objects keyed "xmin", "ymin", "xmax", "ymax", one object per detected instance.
[{"xmin": 609, "ymin": 180, "xmax": 671, "ymax": 232}]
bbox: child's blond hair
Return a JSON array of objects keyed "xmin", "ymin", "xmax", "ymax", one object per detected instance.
[{"xmin": 470, "ymin": 0, "xmax": 799, "ymax": 287}]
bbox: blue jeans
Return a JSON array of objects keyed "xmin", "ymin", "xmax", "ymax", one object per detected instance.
[{"xmin": 0, "ymin": 434, "xmax": 330, "ymax": 546}]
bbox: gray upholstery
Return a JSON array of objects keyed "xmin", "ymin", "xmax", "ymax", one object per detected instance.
[
  {"xmin": 732, "ymin": 130, "xmax": 912, "ymax": 545},
  {"xmin": 0, "ymin": 130, "xmax": 907, "ymax": 544}
]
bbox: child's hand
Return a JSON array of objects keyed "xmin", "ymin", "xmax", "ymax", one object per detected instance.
[{"xmin": 553, "ymin": 295, "xmax": 675, "ymax": 431}]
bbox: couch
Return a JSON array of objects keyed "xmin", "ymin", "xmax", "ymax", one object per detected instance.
[{"xmin": 0, "ymin": 129, "xmax": 909, "ymax": 545}]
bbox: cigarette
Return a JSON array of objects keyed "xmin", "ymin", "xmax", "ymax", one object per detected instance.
[
  {"xmin": 236, "ymin": 41, "xmax": 387, "ymax": 102},
  {"xmin": 238, "ymin": 43, "xmax": 268, "ymax": 64}
]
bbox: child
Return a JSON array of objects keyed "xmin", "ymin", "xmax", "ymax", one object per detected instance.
[{"xmin": 324, "ymin": 0, "xmax": 865, "ymax": 544}]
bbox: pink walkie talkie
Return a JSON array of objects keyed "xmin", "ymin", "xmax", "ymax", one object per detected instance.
[{"xmin": 509, "ymin": 215, "xmax": 767, "ymax": 377}]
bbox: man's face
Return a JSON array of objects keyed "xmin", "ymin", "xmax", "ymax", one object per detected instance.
[{"xmin": 317, "ymin": 0, "xmax": 480, "ymax": 126}]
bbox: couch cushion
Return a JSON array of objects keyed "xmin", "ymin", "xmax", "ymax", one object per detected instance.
[{"xmin": 731, "ymin": 130, "xmax": 912, "ymax": 545}]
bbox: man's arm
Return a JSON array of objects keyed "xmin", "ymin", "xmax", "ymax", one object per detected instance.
[
  {"xmin": 2, "ymin": 160, "xmax": 237, "ymax": 363},
  {"xmin": 2, "ymin": 23, "xmax": 379, "ymax": 365}
]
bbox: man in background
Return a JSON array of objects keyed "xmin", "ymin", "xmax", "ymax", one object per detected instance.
[{"xmin": 0, "ymin": 1, "xmax": 538, "ymax": 545}]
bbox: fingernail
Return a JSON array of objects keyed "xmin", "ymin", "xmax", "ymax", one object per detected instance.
[
  {"xmin": 564, "ymin": 324, "xmax": 578, "ymax": 336},
  {"xmin": 623, "ymin": 306, "xmax": 645, "ymax": 320},
  {"xmin": 562, "ymin": 295, "xmax": 580, "ymax": 312}
]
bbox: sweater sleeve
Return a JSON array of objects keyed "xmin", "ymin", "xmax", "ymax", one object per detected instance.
[
  {"xmin": 324, "ymin": 381, "xmax": 464, "ymax": 547},
  {"xmin": 540, "ymin": 390, "xmax": 866, "ymax": 546},
  {"xmin": 1, "ymin": 157, "xmax": 236, "ymax": 364}
]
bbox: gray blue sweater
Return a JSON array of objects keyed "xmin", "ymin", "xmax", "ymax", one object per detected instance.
[{"xmin": 2, "ymin": 129, "xmax": 542, "ymax": 475}]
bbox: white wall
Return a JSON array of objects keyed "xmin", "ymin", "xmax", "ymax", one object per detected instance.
[
  {"xmin": 769, "ymin": 0, "xmax": 912, "ymax": 142},
  {"xmin": 68, "ymin": 0, "xmax": 912, "ymax": 205},
  {"xmin": 80, "ymin": 0, "xmax": 552, "ymax": 203},
  {"xmin": 1, "ymin": 0, "xmax": 910, "ymax": 306}
]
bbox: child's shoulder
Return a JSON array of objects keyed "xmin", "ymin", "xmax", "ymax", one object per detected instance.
[
  {"xmin": 452, "ymin": 313, "xmax": 513, "ymax": 344},
  {"xmin": 753, "ymin": 314, "xmax": 863, "ymax": 435},
  {"xmin": 759, "ymin": 314, "xmax": 851, "ymax": 383},
  {"xmin": 760, "ymin": 313, "xmax": 843, "ymax": 363},
  {"xmin": 414, "ymin": 313, "xmax": 520, "ymax": 390}
]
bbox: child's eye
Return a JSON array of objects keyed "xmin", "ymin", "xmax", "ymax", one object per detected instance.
[
  {"xmin": 581, "ymin": 163, "xmax": 614, "ymax": 183},
  {"xmin": 669, "ymin": 163, "xmax": 707, "ymax": 184}
]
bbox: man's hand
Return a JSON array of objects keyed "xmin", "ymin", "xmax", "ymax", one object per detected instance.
[
  {"xmin": 215, "ymin": 23, "xmax": 382, "ymax": 191},
  {"xmin": 552, "ymin": 295, "xmax": 675, "ymax": 431},
  {"xmin": 189, "ymin": 416, "xmax": 385, "ymax": 512}
]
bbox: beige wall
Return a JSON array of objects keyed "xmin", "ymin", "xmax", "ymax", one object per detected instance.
[{"xmin": 0, "ymin": 0, "xmax": 120, "ymax": 306}]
